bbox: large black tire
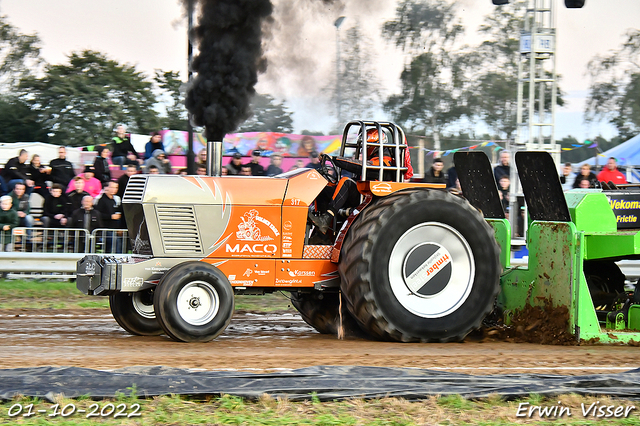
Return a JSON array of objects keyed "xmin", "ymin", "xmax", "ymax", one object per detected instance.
[
  {"xmin": 109, "ymin": 288, "xmax": 163, "ymax": 336},
  {"xmin": 339, "ymin": 189, "xmax": 501, "ymax": 343},
  {"xmin": 290, "ymin": 290, "xmax": 365, "ymax": 337},
  {"xmin": 584, "ymin": 260, "xmax": 626, "ymax": 311},
  {"xmin": 154, "ymin": 261, "xmax": 234, "ymax": 342}
]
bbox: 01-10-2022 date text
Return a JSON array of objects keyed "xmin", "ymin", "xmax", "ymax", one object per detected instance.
[{"xmin": 7, "ymin": 402, "xmax": 141, "ymax": 418}]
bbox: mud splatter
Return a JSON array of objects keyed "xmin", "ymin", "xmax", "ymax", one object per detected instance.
[{"xmin": 479, "ymin": 300, "xmax": 575, "ymax": 346}]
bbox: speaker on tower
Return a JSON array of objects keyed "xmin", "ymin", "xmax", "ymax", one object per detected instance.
[{"xmin": 565, "ymin": 0, "xmax": 585, "ymax": 7}]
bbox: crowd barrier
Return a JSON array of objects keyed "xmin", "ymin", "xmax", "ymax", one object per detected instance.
[
  {"xmin": 0, "ymin": 228, "xmax": 639, "ymax": 281},
  {"xmin": 0, "ymin": 227, "xmax": 129, "ymax": 278}
]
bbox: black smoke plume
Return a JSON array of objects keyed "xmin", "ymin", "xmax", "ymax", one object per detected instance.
[{"xmin": 185, "ymin": 0, "xmax": 273, "ymax": 141}]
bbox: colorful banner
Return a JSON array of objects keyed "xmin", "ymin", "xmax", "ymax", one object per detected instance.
[
  {"xmin": 156, "ymin": 130, "xmax": 343, "ymax": 157},
  {"xmin": 418, "ymin": 140, "xmax": 506, "ymax": 158},
  {"xmin": 561, "ymin": 142, "xmax": 598, "ymax": 152},
  {"xmin": 417, "ymin": 139, "xmax": 600, "ymax": 158}
]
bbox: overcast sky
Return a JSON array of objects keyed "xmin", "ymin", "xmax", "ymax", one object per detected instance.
[{"xmin": 2, "ymin": 0, "xmax": 639, "ymax": 142}]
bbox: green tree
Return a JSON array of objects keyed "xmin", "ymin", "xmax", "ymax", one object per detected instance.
[
  {"xmin": 20, "ymin": 50, "xmax": 160, "ymax": 146},
  {"xmin": 155, "ymin": 70, "xmax": 188, "ymax": 131},
  {"xmin": 0, "ymin": 14, "xmax": 43, "ymax": 89},
  {"xmin": 382, "ymin": 0, "xmax": 463, "ymax": 54},
  {"xmin": 586, "ymin": 29, "xmax": 640, "ymax": 140},
  {"xmin": 470, "ymin": 1, "xmax": 564, "ymax": 140},
  {"xmin": 468, "ymin": 2, "xmax": 524, "ymax": 140},
  {"xmin": 558, "ymin": 135, "xmax": 584, "ymax": 164},
  {"xmin": 301, "ymin": 130, "xmax": 325, "ymax": 136},
  {"xmin": 328, "ymin": 23, "xmax": 382, "ymax": 128},
  {"xmin": 471, "ymin": 72, "xmax": 518, "ymax": 139},
  {"xmin": 0, "ymin": 95, "xmax": 47, "ymax": 142},
  {"xmin": 382, "ymin": 0, "xmax": 470, "ymax": 150},
  {"xmin": 236, "ymin": 94, "xmax": 293, "ymax": 133},
  {"xmin": 0, "ymin": 14, "xmax": 46, "ymax": 141},
  {"xmin": 559, "ymin": 135, "xmax": 621, "ymax": 165}
]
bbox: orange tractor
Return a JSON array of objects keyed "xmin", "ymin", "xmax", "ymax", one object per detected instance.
[{"xmin": 77, "ymin": 121, "xmax": 501, "ymax": 343}]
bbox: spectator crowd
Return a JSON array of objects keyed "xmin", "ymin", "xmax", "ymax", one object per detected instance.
[
  {"xmin": 0, "ymin": 127, "xmax": 332, "ymax": 249},
  {"xmin": 421, "ymin": 150, "xmax": 629, "ymax": 201},
  {"xmin": 0, "ymin": 125, "xmax": 633, "ymax": 251}
]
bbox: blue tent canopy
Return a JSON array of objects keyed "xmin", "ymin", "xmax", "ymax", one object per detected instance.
[
  {"xmin": 571, "ymin": 134, "xmax": 640, "ymax": 183},
  {"xmin": 580, "ymin": 133, "xmax": 640, "ymax": 167}
]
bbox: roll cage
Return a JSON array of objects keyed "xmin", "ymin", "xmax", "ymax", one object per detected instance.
[{"xmin": 338, "ymin": 121, "xmax": 410, "ymax": 183}]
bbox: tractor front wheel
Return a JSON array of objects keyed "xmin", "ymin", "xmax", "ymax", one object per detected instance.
[
  {"xmin": 154, "ymin": 262, "xmax": 234, "ymax": 342},
  {"xmin": 339, "ymin": 189, "xmax": 501, "ymax": 342},
  {"xmin": 109, "ymin": 288, "xmax": 163, "ymax": 336}
]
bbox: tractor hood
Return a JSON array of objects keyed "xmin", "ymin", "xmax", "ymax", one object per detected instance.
[
  {"xmin": 122, "ymin": 171, "xmax": 326, "ymax": 259},
  {"xmin": 122, "ymin": 174, "xmax": 287, "ymax": 258}
]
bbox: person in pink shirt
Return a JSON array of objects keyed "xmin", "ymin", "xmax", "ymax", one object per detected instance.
[
  {"xmin": 66, "ymin": 165, "xmax": 103, "ymax": 198},
  {"xmin": 597, "ymin": 157, "xmax": 627, "ymax": 186}
]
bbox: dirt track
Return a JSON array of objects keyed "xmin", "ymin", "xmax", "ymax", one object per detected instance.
[{"xmin": 1, "ymin": 309, "xmax": 639, "ymax": 375}]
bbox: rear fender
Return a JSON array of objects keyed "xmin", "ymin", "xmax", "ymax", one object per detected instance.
[{"xmin": 357, "ymin": 181, "xmax": 444, "ymax": 197}]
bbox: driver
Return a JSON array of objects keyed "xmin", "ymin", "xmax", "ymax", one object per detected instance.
[
  {"xmin": 335, "ymin": 128, "xmax": 413, "ymax": 181},
  {"xmin": 309, "ymin": 128, "xmax": 413, "ymax": 234},
  {"xmin": 362, "ymin": 129, "xmax": 413, "ymax": 181}
]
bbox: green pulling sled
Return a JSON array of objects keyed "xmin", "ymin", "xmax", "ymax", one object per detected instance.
[{"xmin": 456, "ymin": 150, "xmax": 640, "ymax": 344}]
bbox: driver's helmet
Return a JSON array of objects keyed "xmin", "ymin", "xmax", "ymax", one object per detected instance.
[{"xmin": 358, "ymin": 128, "xmax": 388, "ymax": 158}]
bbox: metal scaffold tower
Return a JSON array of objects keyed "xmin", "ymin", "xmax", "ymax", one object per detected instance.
[
  {"xmin": 515, "ymin": 0, "xmax": 560, "ymax": 163},
  {"xmin": 507, "ymin": 0, "xmax": 560, "ymax": 237}
]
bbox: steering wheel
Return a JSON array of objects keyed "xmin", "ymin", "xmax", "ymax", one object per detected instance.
[{"xmin": 318, "ymin": 153, "xmax": 338, "ymax": 184}]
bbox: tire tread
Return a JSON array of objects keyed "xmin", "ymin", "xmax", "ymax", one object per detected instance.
[{"xmin": 338, "ymin": 189, "xmax": 501, "ymax": 343}]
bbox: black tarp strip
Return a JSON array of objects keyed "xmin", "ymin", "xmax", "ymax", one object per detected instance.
[{"xmin": 1, "ymin": 365, "xmax": 640, "ymax": 402}]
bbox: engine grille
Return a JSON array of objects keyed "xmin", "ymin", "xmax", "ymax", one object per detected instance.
[
  {"xmin": 122, "ymin": 175, "xmax": 148, "ymax": 203},
  {"xmin": 156, "ymin": 205, "xmax": 203, "ymax": 254}
]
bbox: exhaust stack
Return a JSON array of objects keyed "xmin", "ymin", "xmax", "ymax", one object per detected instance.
[{"xmin": 206, "ymin": 140, "xmax": 223, "ymax": 176}]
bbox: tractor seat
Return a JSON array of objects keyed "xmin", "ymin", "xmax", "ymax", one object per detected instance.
[
  {"xmin": 333, "ymin": 156, "xmax": 400, "ymax": 182},
  {"xmin": 333, "ymin": 156, "xmax": 362, "ymax": 174}
]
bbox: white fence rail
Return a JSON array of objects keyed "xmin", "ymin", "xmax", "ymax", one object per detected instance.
[
  {"xmin": 0, "ymin": 252, "xmax": 86, "ymax": 275},
  {"xmin": 0, "ymin": 227, "xmax": 129, "ymax": 278},
  {"xmin": 8, "ymin": 227, "xmax": 128, "ymax": 254},
  {"xmin": 1, "ymin": 228, "xmax": 640, "ymax": 280}
]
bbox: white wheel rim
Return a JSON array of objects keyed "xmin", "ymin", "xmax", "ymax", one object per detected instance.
[
  {"xmin": 132, "ymin": 291, "xmax": 155, "ymax": 319},
  {"xmin": 177, "ymin": 280, "xmax": 220, "ymax": 326},
  {"xmin": 388, "ymin": 222, "xmax": 475, "ymax": 318}
]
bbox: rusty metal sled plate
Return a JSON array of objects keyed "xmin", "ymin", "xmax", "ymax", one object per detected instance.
[
  {"xmin": 515, "ymin": 151, "xmax": 571, "ymax": 222},
  {"xmin": 454, "ymin": 151, "xmax": 505, "ymax": 219}
]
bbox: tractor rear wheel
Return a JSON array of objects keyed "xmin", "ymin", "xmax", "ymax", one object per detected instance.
[
  {"xmin": 339, "ymin": 189, "xmax": 501, "ymax": 342},
  {"xmin": 109, "ymin": 288, "xmax": 163, "ymax": 336},
  {"xmin": 154, "ymin": 262, "xmax": 234, "ymax": 342},
  {"xmin": 290, "ymin": 290, "xmax": 364, "ymax": 337}
]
